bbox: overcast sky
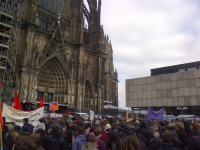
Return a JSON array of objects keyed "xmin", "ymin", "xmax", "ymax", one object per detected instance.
[{"xmin": 85, "ymin": 0, "xmax": 200, "ymax": 109}]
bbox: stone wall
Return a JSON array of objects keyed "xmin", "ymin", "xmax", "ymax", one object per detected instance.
[{"xmin": 126, "ymin": 69, "xmax": 200, "ymax": 107}]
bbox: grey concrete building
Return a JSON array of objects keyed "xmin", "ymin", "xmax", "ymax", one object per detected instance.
[{"xmin": 126, "ymin": 69, "xmax": 200, "ymax": 116}]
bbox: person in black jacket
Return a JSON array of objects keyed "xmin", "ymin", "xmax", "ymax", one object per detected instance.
[
  {"xmin": 175, "ymin": 122, "xmax": 187, "ymax": 150},
  {"xmin": 23, "ymin": 118, "xmax": 34, "ymax": 134},
  {"xmin": 158, "ymin": 134, "xmax": 177, "ymax": 150},
  {"xmin": 138, "ymin": 129, "xmax": 154, "ymax": 150},
  {"xmin": 42, "ymin": 123, "xmax": 67, "ymax": 150}
]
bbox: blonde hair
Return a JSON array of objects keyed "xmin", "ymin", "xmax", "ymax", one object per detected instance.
[
  {"xmin": 7, "ymin": 124, "xmax": 15, "ymax": 139},
  {"xmin": 175, "ymin": 122, "xmax": 184, "ymax": 130}
]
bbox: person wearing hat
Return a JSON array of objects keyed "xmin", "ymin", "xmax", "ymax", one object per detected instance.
[
  {"xmin": 138, "ymin": 129, "xmax": 155, "ymax": 150},
  {"xmin": 35, "ymin": 122, "xmax": 46, "ymax": 138},
  {"xmin": 66, "ymin": 120, "xmax": 74, "ymax": 150},
  {"xmin": 20, "ymin": 125, "xmax": 30, "ymax": 136},
  {"xmin": 13, "ymin": 126, "xmax": 21, "ymax": 139}
]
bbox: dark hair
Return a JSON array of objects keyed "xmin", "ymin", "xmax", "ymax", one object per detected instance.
[
  {"xmin": 107, "ymin": 130, "xmax": 120, "ymax": 148},
  {"xmin": 14, "ymin": 135, "xmax": 37, "ymax": 150},
  {"xmin": 23, "ymin": 118, "xmax": 28, "ymax": 123},
  {"xmin": 87, "ymin": 135, "xmax": 98, "ymax": 143},
  {"xmin": 94, "ymin": 127, "xmax": 102, "ymax": 136},
  {"xmin": 52, "ymin": 123, "xmax": 60, "ymax": 132},
  {"xmin": 121, "ymin": 135, "xmax": 141, "ymax": 150},
  {"xmin": 30, "ymin": 133, "xmax": 43, "ymax": 148},
  {"xmin": 76, "ymin": 126, "xmax": 84, "ymax": 135}
]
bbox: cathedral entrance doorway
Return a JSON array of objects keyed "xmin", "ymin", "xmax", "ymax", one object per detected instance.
[
  {"xmin": 37, "ymin": 56, "xmax": 67, "ymax": 104},
  {"xmin": 84, "ymin": 80, "xmax": 93, "ymax": 113}
]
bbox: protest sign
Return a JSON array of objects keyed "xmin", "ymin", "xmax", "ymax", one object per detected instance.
[
  {"xmin": 90, "ymin": 110, "xmax": 94, "ymax": 121},
  {"xmin": 2, "ymin": 103, "xmax": 44, "ymax": 127},
  {"xmin": 49, "ymin": 102, "xmax": 59, "ymax": 111}
]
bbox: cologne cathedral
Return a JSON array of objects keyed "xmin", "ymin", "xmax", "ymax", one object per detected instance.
[{"xmin": 14, "ymin": 0, "xmax": 118, "ymax": 114}]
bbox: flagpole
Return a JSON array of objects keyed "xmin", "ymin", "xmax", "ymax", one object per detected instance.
[{"xmin": 0, "ymin": 123, "xmax": 2, "ymax": 150}]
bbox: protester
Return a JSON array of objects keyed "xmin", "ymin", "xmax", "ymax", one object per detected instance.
[
  {"xmin": 120, "ymin": 135, "xmax": 141, "ymax": 150},
  {"xmin": 94, "ymin": 127, "xmax": 106, "ymax": 150},
  {"xmin": 175, "ymin": 122, "xmax": 187, "ymax": 150},
  {"xmin": 20, "ymin": 125, "xmax": 30, "ymax": 136},
  {"xmin": 72, "ymin": 126, "xmax": 85, "ymax": 150},
  {"xmin": 23, "ymin": 118, "xmax": 34, "ymax": 134},
  {"xmin": 104, "ymin": 130, "xmax": 120, "ymax": 150},
  {"xmin": 42, "ymin": 123, "xmax": 66, "ymax": 150},
  {"xmin": 12, "ymin": 135, "xmax": 37, "ymax": 150},
  {"xmin": 30, "ymin": 133, "xmax": 45, "ymax": 150},
  {"xmin": 81, "ymin": 135, "xmax": 98, "ymax": 150},
  {"xmin": 34, "ymin": 122, "xmax": 46, "ymax": 138}
]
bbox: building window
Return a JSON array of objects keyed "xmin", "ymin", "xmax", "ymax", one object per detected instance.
[
  {"xmin": 48, "ymin": 19, "xmax": 52, "ymax": 31},
  {"xmin": 188, "ymin": 67, "xmax": 196, "ymax": 71},
  {"xmin": 178, "ymin": 69, "xmax": 185, "ymax": 72},
  {"xmin": 44, "ymin": 0, "xmax": 48, "ymax": 8},
  {"xmin": 48, "ymin": 0, "xmax": 52, "ymax": 10},
  {"xmin": 40, "ymin": 0, "xmax": 44, "ymax": 6},
  {"xmin": 61, "ymin": 0, "xmax": 64, "ymax": 16},
  {"xmin": 53, "ymin": 0, "xmax": 57, "ymax": 13},
  {"xmin": 57, "ymin": 0, "xmax": 61, "ymax": 14},
  {"xmin": 39, "ymin": 15, "xmax": 44, "ymax": 27}
]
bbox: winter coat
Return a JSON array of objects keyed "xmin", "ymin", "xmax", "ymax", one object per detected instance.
[
  {"xmin": 35, "ymin": 129, "xmax": 46, "ymax": 138},
  {"xmin": 72, "ymin": 134, "xmax": 85, "ymax": 150},
  {"xmin": 168, "ymin": 130, "xmax": 178, "ymax": 139},
  {"xmin": 3, "ymin": 139, "xmax": 15, "ymax": 150},
  {"xmin": 24, "ymin": 123, "xmax": 34, "ymax": 134},
  {"xmin": 138, "ymin": 134, "xmax": 150, "ymax": 150},
  {"xmin": 81, "ymin": 142, "xmax": 98, "ymax": 150},
  {"xmin": 158, "ymin": 143, "xmax": 177, "ymax": 150},
  {"xmin": 176, "ymin": 129, "xmax": 187, "ymax": 150},
  {"xmin": 42, "ymin": 131, "xmax": 67, "ymax": 150},
  {"xmin": 148, "ymin": 138, "xmax": 162, "ymax": 150},
  {"xmin": 97, "ymin": 138, "xmax": 106, "ymax": 150},
  {"xmin": 61, "ymin": 124, "xmax": 68, "ymax": 139}
]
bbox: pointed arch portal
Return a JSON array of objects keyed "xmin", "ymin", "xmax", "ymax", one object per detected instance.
[{"xmin": 37, "ymin": 56, "xmax": 67, "ymax": 104}]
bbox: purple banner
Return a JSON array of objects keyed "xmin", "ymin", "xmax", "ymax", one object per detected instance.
[{"xmin": 147, "ymin": 107, "xmax": 163, "ymax": 121}]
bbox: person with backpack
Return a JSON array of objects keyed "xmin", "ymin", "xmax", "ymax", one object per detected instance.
[
  {"xmin": 104, "ymin": 130, "xmax": 120, "ymax": 150},
  {"xmin": 23, "ymin": 118, "xmax": 34, "ymax": 134},
  {"xmin": 42, "ymin": 123, "xmax": 67, "ymax": 150}
]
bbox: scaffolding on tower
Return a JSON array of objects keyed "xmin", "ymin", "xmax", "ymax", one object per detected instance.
[{"xmin": 0, "ymin": 0, "xmax": 23, "ymax": 105}]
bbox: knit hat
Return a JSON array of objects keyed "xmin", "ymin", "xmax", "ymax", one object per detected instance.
[
  {"xmin": 37, "ymin": 122, "xmax": 45, "ymax": 130},
  {"xmin": 14, "ymin": 125, "xmax": 21, "ymax": 133},
  {"xmin": 142, "ymin": 129, "xmax": 154, "ymax": 140},
  {"xmin": 67, "ymin": 120, "xmax": 73, "ymax": 124},
  {"xmin": 22, "ymin": 125, "xmax": 29, "ymax": 132},
  {"xmin": 106, "ymin": 124, "xmax": 111, "ymax": 130}
]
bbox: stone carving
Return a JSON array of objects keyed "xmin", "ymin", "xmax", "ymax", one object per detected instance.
[
  {"xmin": 23, "ymin": 86, "xmax": 27, "ymax": 101},
  {"xmin": 79, "ymin": 95, "xmax": 82, "ymax": 111},
  {"xmin": 72, "ymin": 96, "xmax": 74, "ymax": 103}
]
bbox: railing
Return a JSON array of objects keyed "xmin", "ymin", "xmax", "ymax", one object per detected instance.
[{"xmin": 0, "ymin": 18, "xmax": 12, "ymax": 26}]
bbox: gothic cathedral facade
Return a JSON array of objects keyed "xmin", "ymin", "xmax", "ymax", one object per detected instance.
[{"xmin": 14, "ymin": 0, "xmax": 118, "ymax": 114}]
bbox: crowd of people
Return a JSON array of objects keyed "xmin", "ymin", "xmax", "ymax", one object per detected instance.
[{"xmin": 2, "ymin": 115, "xmax": 200, "ymax": 150}]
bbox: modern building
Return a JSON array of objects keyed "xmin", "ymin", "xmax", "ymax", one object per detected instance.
[
  {"xmin": 9, "ymin": 0, "xmax": 118, "ymax": 114},
  {"xmin": 126, "ymin": 61, "xmax": 200, "ymax": 116}
]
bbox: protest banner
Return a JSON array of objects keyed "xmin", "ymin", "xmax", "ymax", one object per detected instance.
[
  {"xmin": 90, "ymin": 110, "xmax": 94, "ymax": 121},
  {"xmin": 2, "ymin": 103, "xmax": 44, "ymax": 127},
  {"xmin": 49, "ymin": 102, "xmax": 59, "ymax": 111}
]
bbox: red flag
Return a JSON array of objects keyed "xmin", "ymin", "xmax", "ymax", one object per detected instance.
[
  {"xmin": 12, "ymin": 93, "xmax": 21, "ymax": 110},
  {"xmin": 0, "ymin": 102, "xmax": 3, "ymax": 131},
  {"xmin": 39, "ymin": 96, "xmax": 44, "ymax": 108},
  {"xmin": 194, "ymin": 114, "xmax": 196, "ymax": 123}
]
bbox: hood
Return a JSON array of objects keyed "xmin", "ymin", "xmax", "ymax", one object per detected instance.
[
  {"xmin": 51, "ymin": 131, "xmax": 62, "ymax": 139},
  {"xmin": 37, "ymin": 122, "xmax": 45, "ymax": 131},
  {"xmin": 82, "ymin": 142, "xmax": 96, "ymax": 150},
  {"xmin": 138, "ymin": 134, "xmax": 150, "ymax": 146},
  {"xmin": 75, "ymin": 134, "xmax": 84, "ymax": 141},
  {"xmin": 49, "ymin": 121, "xmax": 63, "ymax": 130},
  {"xmin": 161, "ymin": 143, "xmax": 174, "ymax": 149}
]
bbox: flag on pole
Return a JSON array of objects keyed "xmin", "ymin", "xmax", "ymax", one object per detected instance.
[
  {"xmin": 12, "ymin": 93, "xmax": 21, "ymax": 110},
  {"xmin": 194, "ymin": 114, "xmax": 196, "ymax": 123},
  {"xmin": 0, "ymin": 102, "xmax": 3, "ymax": 149},
  {"xmin": 39, "ymin": 96, "xmax": 44, "ymax": 108}
]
